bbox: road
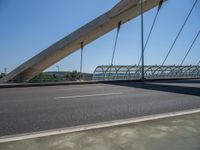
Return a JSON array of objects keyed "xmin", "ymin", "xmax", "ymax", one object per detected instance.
[{"xmin": 0, "ymin": 79, "xmax": 200, "ymax": 136}]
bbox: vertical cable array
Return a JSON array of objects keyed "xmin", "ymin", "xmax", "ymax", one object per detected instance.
[
  {"xmin": 161, "ymin": 0, "xmax": 198, "ymax": 66},
  {"xmin": 138, "ymin": 0, "xmax": 163, "ymax": 66}
]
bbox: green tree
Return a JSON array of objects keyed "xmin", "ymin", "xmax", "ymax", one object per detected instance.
[
  {"xmin": 0, "ymin": 73, "xmax": 6, "ymax": 79},
  {"xmin": 65, "ymin": 70, "xmax": 80, "ymax": 81},
  {"xmin": 29, "ymin": 73, "xmax": 60, "ymax": 82}
]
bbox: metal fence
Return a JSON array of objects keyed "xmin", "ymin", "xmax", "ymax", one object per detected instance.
[{"xmin": 93, "ymin": 65, "xmax": 200, "ymax": 80}]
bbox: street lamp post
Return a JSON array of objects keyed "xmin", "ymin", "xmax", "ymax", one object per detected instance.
[{"xmin": 56, "ymin": 66, "xmax": 60, "ymax": 72}]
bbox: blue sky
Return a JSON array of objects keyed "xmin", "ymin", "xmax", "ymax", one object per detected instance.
[{"xmin": 0, "ymin": 0, "xmax": 200, "ymax": 73}]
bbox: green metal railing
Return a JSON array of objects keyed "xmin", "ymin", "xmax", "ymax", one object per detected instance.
[{"xmin": 93, "ymin": 65, "xmax": 200, "ymax": 80}]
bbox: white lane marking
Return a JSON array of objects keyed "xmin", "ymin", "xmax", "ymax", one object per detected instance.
[
  {"xmin": 54, "ymin": 93, "xmax": 122, "ymax": 99},
  {"xmin": 1, "ymin": 108, "xmax": 200, "ymax": 143},
  {"xmin": 57, "ymin": 86, "xmax": 104, "ymax": 91}
]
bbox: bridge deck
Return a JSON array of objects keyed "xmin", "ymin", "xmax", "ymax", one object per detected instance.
[{"xmin": 0, "ymin": 79, "xmax": 200, "ymax": 136}]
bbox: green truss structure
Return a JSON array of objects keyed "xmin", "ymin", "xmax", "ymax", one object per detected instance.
[{"xmin": 93, "ymin": 65, "xmax": 200, "ymax": 80}]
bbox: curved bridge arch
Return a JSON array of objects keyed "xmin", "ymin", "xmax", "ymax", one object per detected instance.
[{"xmin": 1, "ymin": 0, "xmax": 165, "ymax": 82}]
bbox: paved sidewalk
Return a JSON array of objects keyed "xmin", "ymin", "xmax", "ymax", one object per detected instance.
[{"xmin": 0, "ymin": 113, "xmax": 200, "ymax": 150}]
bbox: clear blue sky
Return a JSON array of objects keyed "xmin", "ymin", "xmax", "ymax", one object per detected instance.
[{"xmin": 0, "ymin": 0, "xmax": 199, "ymax": 73}]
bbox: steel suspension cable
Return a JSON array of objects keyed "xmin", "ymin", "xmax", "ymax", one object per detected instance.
[
  {"xmin": 111, "ymin": 21, "xmax": 121, "ymax": 66},
  {"xmin": 109, "ymin": 21, "xmax": 122, "ymax": 80},
  {"xmin": 197, "ymin": 60, "xmax": 200, "ymax": 66},
  {"xmin": 161, "ymin": 0, "xmax": 198, "ymax": 66},
  {"xmin": 141, "ymin": 0, "xmax": 145, "ymax": 79},
  {"xmin": 180, "ymin": 30, "xmax": 200, "ymax": 66},
  {"xmin": 138, "ymin": 0, "xmax": 163, "ymax": 66}
]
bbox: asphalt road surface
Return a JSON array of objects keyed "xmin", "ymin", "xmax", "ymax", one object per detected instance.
[{"xmin": 0, "ymin": 79, "xmax": 200, "ymax": 136}]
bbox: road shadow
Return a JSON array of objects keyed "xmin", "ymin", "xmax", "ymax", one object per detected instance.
[
  {"xmin": 105, "ymin": 80, "xmax": 200, "ymax": 97},
  {"xmin": 151, "ymin": 79, "xmax": 200, "ymax": 84}
]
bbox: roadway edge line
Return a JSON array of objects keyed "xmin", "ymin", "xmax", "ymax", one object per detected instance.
[
  {"xmin": 1, "ymin": 78, "xmax": 199, "ymax": 88},
  {"xmin": 1, "ymin": 108, "xmax": 200, "ymax": 143}
]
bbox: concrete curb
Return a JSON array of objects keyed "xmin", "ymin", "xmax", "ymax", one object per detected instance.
[
  {"xmin": 1, "ymin": 108, "xmax": 200, "ymax": 143},
  {"xmin": 0, "ymin": 78, "xmax": 199, "ymax": 88}
]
